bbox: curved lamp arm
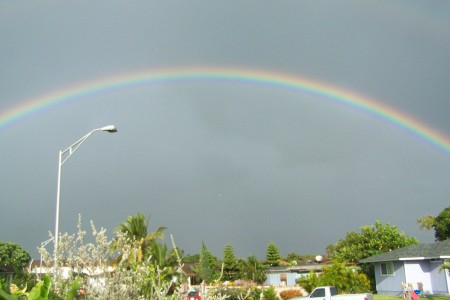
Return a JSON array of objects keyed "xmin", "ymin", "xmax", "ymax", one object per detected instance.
[{"xmin": 60, "ymin": 125, "xmax": 117, "ymax": 165}]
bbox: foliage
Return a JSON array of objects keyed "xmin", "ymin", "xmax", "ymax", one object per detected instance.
[
  {"xmin": 332, "ymin": 221, "xmax": 418, "ymax": 263},
  {"xmin": 222, "ymin": 244, "xmax": 240, "ymax": 281},
  {"xmin": 263, "ymin": 286, "xmax": 279, "ymax": 300},
  {"xmin": 326, "ymin": 244, "xmax": 336, "ymax": 259},
  {"xmin": 113, "ymin": 212, "xmax": 166, "ymax": 262},
  {"xmin": 1, "ymin": 275, "xmax": 48, "ymax": 300},
  {"xmin": 440, "ymin": 259, "xmax": 450, "ymax": 271},
  {"xmin": 38, "ymin": 214, "xmax": 182, "ymax": 300},
  {"xmin": 193, "ymin": 242, "xmax": 219, "ymax": 283},
  {"xmin": 283, "ymin": 253, "xmax": 317, "ymax": 265},
  {"xmin": 149, "ymin": 241, "xmax": 183, "ymax": 282},
  {"xmin": 208, "ymin": 286, "xmax": 256, "ymax": 300},
  {"xmin": 0, "ymin": 242, "xmax": 35, "ymax": 295},
  {"xmin": 297, "ymin": 261, "xmax": 370, "ymax": 294},
  {"xmin": 9, "ymin": 272, "xmax": 37, "ymax": 297},
  {"xmin": 265, "ymin": 242, "xmax": 281, "ymax": 267},
  {"xmin": 0, "ymin": 242, "xmax": 31, "ymax": 272},
  {"xmin": 182, "ymin": 254, "xmax": 200, "ymax": 263},
  {"xmin": 331, "ymin": 220, "xmax": 417, "ymax": 291},
  {"xmin": 26, "ymin": 275, "xmax": 51, "ymax": 300},
  {"xmin": 297, "ymin": 271, "xmax": 320, "ymax": 293},
  {"xmin": 319, "ymin": 261, "xmax": 370, "ymax": 293},
  {"xmin": 418, "ymin": 205, "xmax": 450, "ymax": 241},
  {"xmin": 279, "ymin": 289, "xmax": 303, "ymax": 300},
  {"xmin": 240, "ymin": 255, "xmax": 266, "ymax": 284}
]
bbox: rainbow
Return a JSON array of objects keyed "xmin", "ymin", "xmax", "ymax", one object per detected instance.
[{"xmin": 1, "ymin": 66, "xmax": 450, "ymax": 157}]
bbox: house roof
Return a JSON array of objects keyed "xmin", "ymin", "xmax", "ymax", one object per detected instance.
[
  {"xmin": 360, "ymin": 239, "xmax": 450, "ymax": 263},
  {"xmin": 181, "ymin": 263, "xmax": 197, "ymax": 276}
]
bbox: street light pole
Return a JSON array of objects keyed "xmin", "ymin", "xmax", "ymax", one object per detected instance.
[{"xmin": 53, "ymin": 125, "xmax": 117, "ymax": 274}]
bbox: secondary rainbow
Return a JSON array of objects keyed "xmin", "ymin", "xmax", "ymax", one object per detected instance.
[{"xmin": 1, "ymin": 66, "xmax": 450, "ymax": 157}]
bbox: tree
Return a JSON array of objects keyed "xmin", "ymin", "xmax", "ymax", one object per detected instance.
[
  {"xmin": 182, "ymin": 253, "xmax": 200, "ymax": 263},
  {"xmin": 193, "ymin": 242, "xmax": 218, "ymax": 283},
  {"xmin": 222, "ymin": 244, "xmax": 240, "ymax": 281},
  {"xmin": 241, "ymin": 255, "xmax": 266, "ymax": 284},
  {"xmin": 284, "ymin": 252, "xmax": 301, "ymax": 265},
  {"xmin": 149, "ymin": 242, "xmax": 181, "ymax": 280},
  {"xmin": 417, "ymin": 205, "xmax": 450, "ymax": 241},
  {"xmin": 0, "ymin": 242, "xmax": 31, "ymax": 271},
  {"xmin": 265, "ymin": 241, "xmax": 281, "ymax": 266},
  {"xmin": 114, "ymin": 212, "xmax": 166, "ymax": 262},
  {"xmin": 332, "ymin": 220, "xmax": 418, "ymax": 291},
  {"xmin": 333, "ymin": 220, "xmax": 418, "ymax": 263},
  {"xmin": 0, "ymin": 241, "xmax": 34, "ymax": 293}
]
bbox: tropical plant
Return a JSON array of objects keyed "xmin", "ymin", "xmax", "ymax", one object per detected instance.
[
  {"xmin": 297, "ymin": 261, "xmax": 370, "ymax": 294},
  {"xmin": 114, "ymin": 212, "xmax": 166, "ymax": 263},
  {"xmin": 149, "ymin": 240, "xmax": 184, "ymax": 283},
  {"xmin": 0, "ymin": 275, "xmax": 50, "ymax": 300},
  {"xmin": 38, "ymin": 215, "xmax": 183, "ymax": 300},
  {"xmin": 263, "ymin": 286, "xmax": 279, "ymax": 300},
  {"xmin": 297, "ymin": 270, "xmax": 320, "ymax": 293},
  {"xmin": 241, "ymin": 255, "xmax": 266, "ymax": 284},
  {"xmin": 319, "ymin": 261, "xmax": 370, "ymax": 293}
]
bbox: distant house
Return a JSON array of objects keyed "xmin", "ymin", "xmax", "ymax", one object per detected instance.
[
  {"xmin": 264, "ymin": 263, "xmax": 326, "ymax": 286},
  {"xmin": 181, "ymin": 263, "xmax": 202, "ymax": 286},
  {"xmin": 360, "ymin": 239, "xmax": 450, "ymax": 295}
]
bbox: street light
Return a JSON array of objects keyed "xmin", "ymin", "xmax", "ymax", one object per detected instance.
[
  {"xmin": 38, "ymin": 237, "xmax": 54, "ymax": 280},
  {"xmin": 53, "ymin": 125, "xmax": 117, "ymax": 268}
]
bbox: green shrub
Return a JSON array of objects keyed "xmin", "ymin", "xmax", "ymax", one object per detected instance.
[{"xmin": 263, "ymin": 286, "xmax": 279, "ymax": 300}]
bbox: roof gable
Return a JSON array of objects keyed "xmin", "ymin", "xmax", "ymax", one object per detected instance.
[{"xmin": 360, "ymin": 239, "xmax": 450, "ymax": 263}]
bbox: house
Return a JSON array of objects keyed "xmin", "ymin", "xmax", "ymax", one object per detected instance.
[
  {"xmin": 360, "ymin": 239, "xmax": 450, "ymax": 295},
  {"xmin": 264, "ymin": 262, "xmax": 326, "ymax": 286}
]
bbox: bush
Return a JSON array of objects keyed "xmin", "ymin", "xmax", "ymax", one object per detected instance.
[
  {"xmin": 263, "ymin": 286, "xmax": 279, "ymax": 300},
  {"xmin": 296, "ymin": 261, "xmax": 371, "ymax": 294},
  {"xmin": 209, "ymin": 287, "xmax": 258, "ymax": 300},
  {"xmin": 38, "ymin": 216, "xmax": 183, "ymax": 300},
  {"xmin": 279, "ymin": 289, "xmax": 303, "ymax": 300}
]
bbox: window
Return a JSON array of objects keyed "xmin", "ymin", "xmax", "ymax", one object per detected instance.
[
  {"xmin": 380, "ymin": 262, "xmax": 394, "ymax": 276},
  {"xmin": 310, "ymin": 288, "xmax": 325, "ymax": 298}
]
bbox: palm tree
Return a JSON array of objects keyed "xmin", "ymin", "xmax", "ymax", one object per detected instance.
[
  {"xmin": 114, "ymin": 212, "xmax": 167, "ymax": 263},
  {"xmin": 150, "ymin": 242, "xmax": 183, "ymax": 277}
]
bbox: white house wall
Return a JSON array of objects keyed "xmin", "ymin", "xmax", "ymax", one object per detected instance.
[
  {"xmin": 404, "ymin": 261, "xmax": 432, "ymax": 294},
  {"xmin": 264, "ymin": 273, "xmax": 297, "ymax": 286}
]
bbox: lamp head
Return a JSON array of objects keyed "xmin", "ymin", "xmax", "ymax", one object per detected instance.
[{"xmin": 101, "ymin": 125, "xmax": 118, "ymax": 133}]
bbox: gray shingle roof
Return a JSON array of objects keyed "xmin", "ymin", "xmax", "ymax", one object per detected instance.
[{"xmin": 360, "ymin": 239, "xmax": 450, "ymax": 263}]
